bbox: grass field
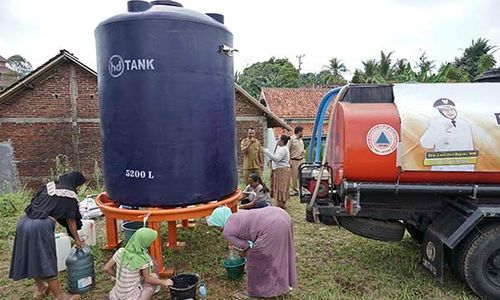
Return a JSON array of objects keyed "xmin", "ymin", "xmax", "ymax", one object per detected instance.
[{"xmin": 0, "ymin": 190, "xmax": 477, "ymax": 299}]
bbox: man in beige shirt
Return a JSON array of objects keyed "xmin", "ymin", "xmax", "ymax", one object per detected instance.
[
  {"xmin": 241, "ymin": 127, "xmax": 263, "ymax": 182},
  {"xmin": 288, "ymin": 126, "xmax": 305, "ymax": 196}
]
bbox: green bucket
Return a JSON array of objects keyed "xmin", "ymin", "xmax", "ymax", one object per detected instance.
[{"xmin": 222, "ymin": 257, "xmax": 247, "ymax": 280}]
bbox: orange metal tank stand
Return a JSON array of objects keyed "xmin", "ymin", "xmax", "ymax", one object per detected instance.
[{"xmin": 96, "ymin": 190, "xmax": 241, "ymax": 277}]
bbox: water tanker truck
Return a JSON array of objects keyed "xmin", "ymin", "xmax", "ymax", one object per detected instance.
[{"xmin": 300, "ymin": 83, "xmax": 500, "ymax": 299}]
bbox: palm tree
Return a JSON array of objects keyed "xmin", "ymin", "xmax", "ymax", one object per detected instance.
[
  {"xmin": 377, "ymin": 51, "xmax": 394, "ymax": 81},
  {"xmin": 455, "ymin": 38, "xmax": 497, "ymax": 80},
  {"xmin": 325, "ymin": 57, "xmax": 347, "ymax": 77},
  {"xmin": 361, "ymin": 59, "xmax": 379, "ymax": 83}
]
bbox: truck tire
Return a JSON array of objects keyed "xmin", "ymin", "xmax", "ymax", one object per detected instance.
[
  {"xmin": 463, "ymin": 225, "xmax": 500, "ymax": 299},
  {"xmin": 451, "ymin": 227, "xmax": 482, "ymax": 283},
  {"xmin": 405, "ymin": 222, "xmax": 424, "ymax": 244},
  {"xmin": 338, "ymin": 217, "xmax": 405, "ymax": 242}
]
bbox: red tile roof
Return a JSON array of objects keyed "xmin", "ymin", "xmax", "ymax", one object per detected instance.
[
  {"xmin": 260, "ymin": 87, "xmax": 331, "ymax": 118},
  {"xmin": 273, "ymin": 122, "xmax": 329, "ymax": 139}
]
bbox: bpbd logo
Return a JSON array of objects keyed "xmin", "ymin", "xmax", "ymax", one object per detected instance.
[{"xmin": 108, "ymin": 54, "xmax": 155, "ymax": 78}]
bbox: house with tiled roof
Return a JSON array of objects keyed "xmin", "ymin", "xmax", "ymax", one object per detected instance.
[
  {"xmin": 0, "ymin": 50, "xmax": 290, "ymax": 188},
  {"xmin": 0, "ymin": 55, "xmax": 19, "ymax": 92},
  {"xmin": 259, "ymin": 87, "xmax": 332, "ymax": 140}
]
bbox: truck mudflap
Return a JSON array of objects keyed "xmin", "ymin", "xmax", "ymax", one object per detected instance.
[
  {"xmin": 422, "ymin": 230, "xmax": 445, "ymax": 281},
  {"xmin": 421, "ymin": 199, "xmax": 500, "ymax": 281}
]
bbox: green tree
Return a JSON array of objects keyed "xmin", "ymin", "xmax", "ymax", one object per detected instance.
[
  {"xmin": 393, "ymin": 58, "xmax": 415, "ymax": 82},
  {"xmin": 351, "ymin": 69, "xmax": 364, "ymax": 83},
  {"xmin": 299, "ymin": 71, "xmax": 340, "ymax": 87},
  {"xmin": 237, "ymin": 57, "xmax": 299, "ymax": 98},
  {"xmin": 377, "ymin": 51, "xmax": 395, "ymax": 81},
  {"xmin": 454, "ymin": 38, "xmax": 497, "ymax": 81},
  {"xmin": 7, "ymin": 55, "xmax": 32, "ymax": 78},
  {"xmin": 326, "ymin": 57, "xmax": 347, "ymax": 76},
  {"xmin": 438, "ymin": 63, "xmax": 470, "ymax": 82},
  {"xmin": 361, "ymin": 59, "xmax": 379, "ymax": 83},
  {"xmin": 415, "ymin": 52, "xmax": 435, "ymax": 82}
]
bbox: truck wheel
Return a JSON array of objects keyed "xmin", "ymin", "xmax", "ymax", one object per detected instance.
[
  {"xmin": 451, "ymin": 227, "xmax": 481, "ymax": 283},
  {"xmin": 463, "ymin": 225, "xmax": 500, "ymax": 299},
  {"xmin": 338, "ymin": 217, "xmax": 405, "ymax": 242},
  {"xmin": 405, "ymin": 223, "xmax": 424, "ymax": 244}
]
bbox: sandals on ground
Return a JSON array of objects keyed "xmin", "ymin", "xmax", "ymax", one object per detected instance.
[{"xmin": 233, "ymin": 290, "xmax": 252, "ymax": 299}]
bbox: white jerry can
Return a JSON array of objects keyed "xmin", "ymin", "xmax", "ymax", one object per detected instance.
[
  {"xmin": 78, "ymin": 220, "xmax": 96, "ymax": 246},
  {"xmin": 55, "ymin": 233, "xmax": 72, "ymax": 272}
]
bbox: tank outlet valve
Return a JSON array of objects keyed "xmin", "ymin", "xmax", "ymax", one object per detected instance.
[{"xmin": 220, "ymin": 45, "xmax": 238, "ymax": 57}]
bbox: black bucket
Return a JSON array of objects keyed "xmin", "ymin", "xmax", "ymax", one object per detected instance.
[{"xmin": 169, "ymin": 273, "xmax": 199, "ymax": 300}]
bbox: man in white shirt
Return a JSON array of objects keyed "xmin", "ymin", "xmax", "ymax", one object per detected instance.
[{"xmin": 419, "ymin": 98, "xmax": 475, "ymax": 171}]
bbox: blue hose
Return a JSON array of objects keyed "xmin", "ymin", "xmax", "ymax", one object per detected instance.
[{"xmin": 307, "ymin": 87, "xmax": 342, "ymax": 163}]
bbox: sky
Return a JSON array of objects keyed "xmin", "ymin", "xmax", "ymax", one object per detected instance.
[{"xmin": 1, "ymin": 0, "xmax": 500, "ymax": 79}]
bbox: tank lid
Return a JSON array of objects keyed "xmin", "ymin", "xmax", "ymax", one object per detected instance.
[
  {"xmin": 128, "ymin": 1, "xmax": 152, "ymax": 12},
  {"xmin": 151, "ymin": 0, "xmax": 183, "ymax": 7},
  {"xmin": 206, "ymin": 13, "xmax": 224, "ymax": 24},
  {"xmin": 99, "ymin": 0, "xmax": 231, "ymax": 33}
]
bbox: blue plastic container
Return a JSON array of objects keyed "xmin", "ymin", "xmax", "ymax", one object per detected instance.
[
  {"xmin": 66, "ymin": 246, "xmax": 95, "ymax": 294},
  {"xmin": 95, "ymin": 0, "xmax": 237, "ymax": 207}
]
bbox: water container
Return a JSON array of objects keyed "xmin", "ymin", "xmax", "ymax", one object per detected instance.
[
  {"xmin": 55, "ymin": 233, "xmax": 72, "ymax": 272},
  {"xmin": 198, "ymin": 281, "xmax": 207, "ymax": 300},
  {"xmin": 78, "ymin": 220, "xmax": 96, "ymax": 246},
  {"xmin": 169, "ymin": 273, "xmax": 199, "ymax": 300},
  {"xmin": 66, "ymin": 246, "xmax": 95, "ymax": 294},
  {"xmin": 95, "ymin": 0, "xmax": 237, "ymax": 207},
  {"xmin": 121, "ymin": 221, "xmax": 144, "ymax": 243}
]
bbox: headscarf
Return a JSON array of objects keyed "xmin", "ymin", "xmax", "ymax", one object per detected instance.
[
  {"xmin": 24, "ymin": 171, "xmax": 86, "ymax": 224},
  {"xmin": 207, "ymin": 206, "xmax": 232, "ymax": 228},
  {"xmin": 57, "ymin": 171, "xmax": 87, "ymax": 191},
  {"xmin": 118, "ymin": 228, "xmax": 158, "ymax": 279}
]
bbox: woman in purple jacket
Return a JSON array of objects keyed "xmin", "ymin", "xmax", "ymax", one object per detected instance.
[{"xmin": 207, "ymin": 206, "xmax": 297, "ymax": 299}]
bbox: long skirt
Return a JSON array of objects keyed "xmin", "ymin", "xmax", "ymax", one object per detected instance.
[
  {"xmin": 246, "ymin": 207, "xmax": 297, "ymax": 297},
  {"xmin": 9, "ymin": 215, "xmax": 57, "ymax": 280},
  {"xmin": 271, "ymin": 167, "xmax": 291, "ymax": 209}
]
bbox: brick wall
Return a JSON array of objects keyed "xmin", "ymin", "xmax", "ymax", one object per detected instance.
[
  {"xmin": 0, "ymin": 64, "xmax": 281, "ymax": 188},
  {"xmin": 235, "ymin": 92, "xmax": 262, "ymax": 116},
  {"xmin": 235, "ymin": 91, "xmax": 266, "ymax": 181},
  {"xmin": 0, "ymin": 61, "xmax": 101, "ymax": 188}
]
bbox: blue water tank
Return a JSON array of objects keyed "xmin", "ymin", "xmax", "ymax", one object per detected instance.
[{"xmin": 95, "ymin": 0, "xmax": 237, "ymax": 207}]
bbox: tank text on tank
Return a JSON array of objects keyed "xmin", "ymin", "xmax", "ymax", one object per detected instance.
[
  {"xmin": 125, "ymin": 169, "xmax": 155, "ymax": 179},
  {"xmin": 108, "ymin": 54, "xmax": 155, "ymax": 78}
]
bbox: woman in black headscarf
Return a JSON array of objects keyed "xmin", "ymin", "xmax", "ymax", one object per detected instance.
[{"xmin": 9, "ymin": 171, "xmax": 87, "ymax": 300}]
